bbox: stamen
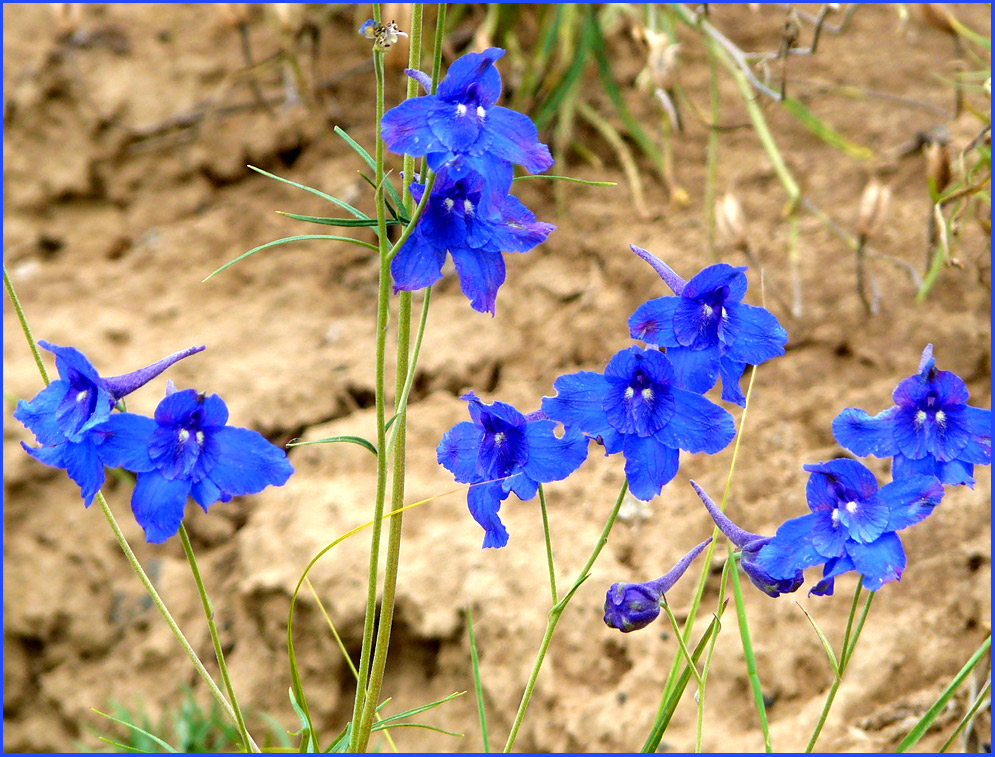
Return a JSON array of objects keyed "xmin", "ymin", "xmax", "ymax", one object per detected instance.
[
  {"xmin": 178, "ymin": 429, "xmax": 190, "ymax": 443},
  {"xmin": 641, "ymin": 387, "xmax": 654, "ymax": 402},
  {"xmin": 463, "ymin": 198, "xmax": 474, "ymax": 215},
  {"xmin": 915, "ymin": 410, "xmax": 927, "ymax": 426},
  {"xmin": 456, "ymin": 103, "xmax": 467, "ymax": 117},
  {"xmin": 444, "ymin": 197, "xmax": 455, "ymax": 211},
  {"xmin": 76, "ymin": 390, "xmax": 88, "ymax": 403},
  {"xmin": 493, "ymin": 431, "xmax": 506, "ymax": 446},
  {"xmin": 845, "ymin": 500, "xmax": 858, "ymax": 514},
  {"xmin": 476, "ymin": 105, "xmax": 486, "ymax": 119},
  {"xmin": 196, "ymin": 430, "xmax": 205, "ymax": 446},
  {"xmin": 702, "ymin": 304, "xmax": 714, "ymax": 318},
  {"xmin": 624, "ymin": 387, "xmax": 635, "ymax": 400},
  {"xmin": 831, "ymin": 509, "xmax": 841, "ymax": 527},
  {"xmin": 935, "ymin": 410, "xmax": 946, "ymax": 426}
]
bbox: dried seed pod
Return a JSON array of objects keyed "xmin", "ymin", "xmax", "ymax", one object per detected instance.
[
  {"xmin": 717, "ymin": 193, "xmax": 748, "ymax": 250},
  {"xmin": 857, "ymin": 179, "xmax": 891, "ymax": 239},
  {"xmin": 924, "ymin": 141, "xmax": 951, "ymax": 195}
]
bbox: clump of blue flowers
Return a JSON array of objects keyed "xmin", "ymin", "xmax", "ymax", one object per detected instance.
[
  {"xmin": 381, "ymin": 47, "xmax": 555, "ymax": 314},
  {"xmin": 15, "ymin": 341, "xmax": 204, "ymax": 505},
  {"xmin": 98, "ymin": 384, "xmax": 294, "ymax": 543},
  {"xmin": 437, "ymin": 391, "xmax": 588, "ymax": 548},
  {"xmin": 541, "ymin": 345, "xmax": 736, "ymax": 501},
  {"xmin": 833, "ymin": 344, "xmax": 991, "ymax": 488},
  {"xmin": 603, "ymin": 538, "xmax": 712, "ymax": 632},
  {"xmin": 628, "ymin": 245, "xmax": 788, "ymax": 406},
  {"xmin": 390, "ymin": 161, "xmax": 554, "ymax": 315},
  {"xmin": 755, "ymin": 459, "xmax": 944, "ymax": 595}
]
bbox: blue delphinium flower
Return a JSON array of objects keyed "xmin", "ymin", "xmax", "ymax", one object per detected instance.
[
  {"xmin": 833, "ymin": 344, "xmax": 991, "ymax": 488},
  {"xmin": 541, "ymin": 345, "xmax": 736, "ymax": 502},
  {"xmin": 689, "ymin": 480, "xmax": 803, "ymax": 598},
  {"xmin": 604, "ymin": 538, "xmax": 712, "ymax": 632},
  {"xmin": 96, "ymin": 385, "xmax": 294, "ymax": 543},
  {"xmin": 380, "ymin": 47, "xmax": 553, "ymax": 189},
  {"xmin": 437, "ymin": 391, "xmax": 588, "ymax": 548},
  {"xmin": 14, "ymin": 341, "xmax": 205, "ymax": 506},
  {"xmin": 755, "ymin": 459, "xmax": 944, "ymax": 596},
  {"xmin": 627, "ymin": 245, "xmax": 788, "ymax": 407},
  {"xmin": 391, "ymin": 162, "xmax": 554, "ymax": 315}
]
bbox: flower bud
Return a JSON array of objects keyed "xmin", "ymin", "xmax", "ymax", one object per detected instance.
[
  {"xmin": 717, "ymin": 193, "xmax": 748, "ymax": 250},
  {"xmin": 856, "ymin": 179, "xmax": 891, "ymax": 239},
  {"xmin": 604, "ymin": 582, "xmax": 662, "ymax": 632}
]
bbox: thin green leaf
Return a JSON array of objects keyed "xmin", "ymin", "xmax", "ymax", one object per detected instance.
[
  {"xmin": 781, "ymin": 97, "xmax": 875, "ymax": 161},
  {"xmin": 333, "ymin": 127, "xmax": 405, "ymax": 212},
  {"xmin": 795, "ymin": 602, "xmax": 840, "ymax": 679},
  {"xmin": 642, "ymin": 613, "xmax": 722, "ymax": 753},
  {"xmin": 370, "ymin": 722, "xmax": 463, "ymax": 737},
  {"xmin": 287, "ymin": 435, "xmax": 378, "ymax": 457},
  {"xmin": 730, "ymin": 557, "xmax": 772, "ymax": 752},
  {"xmin": 287, "ymin": 687, "xmax": 317, "ymax": 753},
  {"xmin": 373, "ymin": 692, "xmax": 465, "ymax": 726},
  {"xmin": 513, "ymin": 174, "xmax": 616, "ymax": 187},
  {"xmin": 939, "ymin": 678, "xmax": 990, "ymax": 752},
  {"xmin": 275, "ymin": 212, "xmax": 392, "ymax": 228},
  {"xmin": 467, "ymin": 608, "xmax": 490, "ymax": 752},
  {"xmin": 91, "ymin": 709, "xmax": 178, "ymax": 753},
  {"xmin": 897, "ymin": 635, "xmax": 991, "ymax": 752},
  {"xmin": 248, "ymin": 165, "xmax": 369, "ymax": 220},
  {"xmin": 357, "ymin": 171, "xmax": 406, "ymax": 223},
  {"xmin": 97, "ymin": 736, "xmax": 146, "ymax": 753},
  {"xmin": 204, "ymin": 235, "xmax": 378, "ymax": 281}
]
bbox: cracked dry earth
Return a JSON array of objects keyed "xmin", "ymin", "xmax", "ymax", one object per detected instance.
[{"xmin": 3, "ymin": 3, "xmax": 990, "ymax": 752}]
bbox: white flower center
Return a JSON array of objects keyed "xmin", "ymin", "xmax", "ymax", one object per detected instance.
[
  {"xmin": 196, "ymin": 430, "xmax": 205, "ymax": 446},
  {"xmin": 641, "ymin": 387, "xmax": 654, "ymax": 402},
  {"xmin": 476, "ymin": 105, "xmax": 486, "ymax": 119},
  {"xmin": 463, "ymin": 198, "xmax": 474, "ymax": 215},
  {"xmin": 934, "ymin": 410, "xmax": 946, "ymax": 426},
  {"xmin": 493, "ymin": 431, "xmax": 505, "ymax": 446},
  {"xmin": 444, "ymin": 197, "xmax": 455, "ymax": 211},
  {"xmin": 915, "ymin": 409, "xmax": 927, "ymax": 426},
  {"xmin": 702, "ymin": 304, "xmax": 714, "ymax": 318},
  {"xmin": 845, "ymin": 500, "xmax": 858, "ymax": 514},
  {"xmin": 831, "ymin": 509, "xmax": 841, "ymax": 527},
  {"xmin": 456, "ymin": 103, "xmax": 467, "ymax": 117},
  {"xmin": 624, "ymin": 386, "xmax": 635, "ymax": 400},
  {"xmin": 76, "ymin": 390, "xmax": 88, "ymax": 403},
  {"xmin": 178, "ymin": 429, "xmax": 190, "ymax": 444}
]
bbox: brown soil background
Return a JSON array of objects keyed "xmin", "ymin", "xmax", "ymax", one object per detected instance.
[{"xmin": 3, "ymin": 3, "xmax": 991, "ymax": 753}]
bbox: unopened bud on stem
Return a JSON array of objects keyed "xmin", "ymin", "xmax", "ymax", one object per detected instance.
[
  {"xmin": 924, "ymin": 141, "xmax": 951, "ymax": 197},
  {"xmin": 717, "ymin": 193, "xmax": 748, "ymax": 250},
  {"xmin": 857, "ymin": 179, "xmax": 891, "ymax": 239}
]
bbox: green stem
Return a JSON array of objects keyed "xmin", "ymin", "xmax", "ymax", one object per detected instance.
[
  {"xmin": 730, "ymin": 553, "xmax": 772, "ymax": 752},
  {"xmin": 695, "ymin": 554, "xmax": 733, "ymax": 753},
  {"xmin": 178, "ymin": 524, "xmax": 253, "ymax": 752},
  {"xmin": 350, "ymin": 9, "xmax": 390, "ymax": 746},
  {"xmin": 354, "ymin": 6, "xmax": 426, "ymax": 750},
  {"xmin": 537, "ymin": 484, "xmax": 558, "ymax": 605},
  {"xmin": 503, "ymin": 481, "xmax": 629, "ymax": 752},
  {"xmin": 3, "ymin": 264, "xmax": 257, "ymax": 752},
  {"xmin": 660, "ymin": 599, "xmax": 705, "ymax": 752},
  {"xmin": 806, "ymin": 589, "xmax": 875, "ymax": 751}
]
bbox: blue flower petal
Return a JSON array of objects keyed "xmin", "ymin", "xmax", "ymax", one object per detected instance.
[
  {"xmin": 154, "ymin": 388, "xmax": 202, "ymax": 426},
  {"xmin": 467, "ymin": 481, "xmax": 510, "ymax": 548},
  {"xmin": 654, "ymin": 387, "xmax": 735, "ymax": 454},
  {"xmin": 480, "ymin": 106, "xmax": 554, "ymax": 174},
  {"xmin": 391, "ymin": 231, "xmax": 448, "ymax": 294},
  {"xmin": 681, "ymin": 264, "xmax": 748, "ymax": 302},
  {"xmin": 718, "ymin": 358, "xmax": 748, "ymax": 407},
  {"xmin": 604, "ymin": 345, "xmax": 674, "ymax": 385},
  {"xmin": 14, "ymin": 380, "xmax": 69, "ymax": 445},
  {"xmin": 22, "ymin": 437, "xmax": 105, "ymax": 505},
  {"xmin": 935, "ymin": 459, "xmax": 976, "ymax": 487},
  {"xmin": 810, "ymin": 510, "xmax": 848, "ymax": 558},
  {"xmin": 436, "ymin": 48, "xmax": 504, "ymax": 106},
  {"xmin": 804, "ymin": 458, "xmax": 880, "ymax": 502},
  {"xmin": 381, "ymin": 96, "xmax": 447, "ymax": 158},
  {"xmin": 201, "ymin": 393, "xmax": 230, "ymax": 429},
  {"xmin": 438, "ymin": 421, "xmax": 486, "ymax": 484},
  {"xmin": 522, "ymin": 421, "xmax": 589, "ymax": 483},
  {"xmin": 603, "ymin": 368, "xmax": 676, "ymax": 436},
  {"xmin": 755, "ymin": 513, "xmax": 825, "ymax": 579},
  {"xmin": 449, "ymin": 246, "xmax": 506, "ymax": 315},
  {"xmin": 131, "ymin": 471, "xmax": 192, "ymax": 543},
  {"xmin": 40, "ymin": 340, "xmax": 102, "ymax": 386},
  {"xmin": 621, "ymin": 435, "xmax": 679, "ymax": 501},
  {"xmin": 507, "ymin": 471, "xmax": 539, "ymax": 501},
  {"xmin": 149, "ymin": 422, "xmax": 202, "ymax": 480},
  {"xmin": 542, "ymin": 371, "xmax": 613, "ymax": 438},
  {"xmin": 429, "ymin": 99, "xmax": 483, "ymax": 153},
  {"xmin": 721, "ymin": 302, "xmax": 787, "ymax": 365},
  {"xmin": 403, "ymin": 67, "xmax": 433, "ymax": 94},
  {"xmin": 191, "ymin": 477, "xmax": 222, "ymax": 511},
  {"xmin": 837, "ymin": 491, "xmax": 890, "ymax": 545},
  {"xmin": 882, "ymin": 475, "xmax": 945, "ymax": 531},
  {"xmin": 960, "ymin": 406, "xmax": 992, "ymax": 464},
  {"xmin": 629, "ymin": 297, "xmax": 679, "ymax": 346},
  {"xmin": 96, "ymin": 413, "xmax": 156, "ymax": 473},
  {"xmin": 666, "ymin": 346, "xmax": 720, "ymax": 395},
  {"xmin": 832, "ymin": 406, "xmax": 901, "ymax": 458},
  {"xmin": 673, "ymin": 297, "xmax": 718, "ymax": 349},
  {"xmin": 846, "ymin": 532, "xmax": 906, "ymax": 591},
  {"xmin": 206, "ymin": 426, "xmax": 294, "ymax": 498},
  {"xmin": 491, "ymin": 195, "xmax": 555, "ymax": 252},
  {"xmin": 808, "ymin": 555, "xmax": 855, "ymax": 596},
  {"xmin": 892, "ymin": 406, "xmax": 929, "ymax": 459}
]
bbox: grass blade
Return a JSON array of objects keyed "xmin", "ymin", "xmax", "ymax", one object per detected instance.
[
  {"xmin": 275, "ymin": 212, "xmax": 391, "ymax": 228},
  {"xmin": 248, "ymin": 165, "xmax": 369, "ymax": 220},
  {"xmin": 204, "ymin": 235, "xmax": 378, "ymax": 281},
  {"xmin": 466, "ymin": 608, "xmax": 490, "ymax": 752},
  {"xmin": 796, "ymin": 602, "xmax": 840, "ymax": 679},
  {"xmin": 333, "ymin": 126, "xmax": 405, "ymax": 213},
  {"xmin": 730, "ymin": 558, "xmax": 772, "ymax": 752},
  {"xmin": 897, "ymin": 635, "xmax": 991, "ymax": 752},
  {"xmin": 91, "ymin": 709, "xmax": 179, "ymax": 753},
  {"xmin": 513, "ymin": 174, "xmax": 616, "ymax": 187},
  {"xmin": 781, "ymin": 97, "xmax": 875, "ymax": 161}
]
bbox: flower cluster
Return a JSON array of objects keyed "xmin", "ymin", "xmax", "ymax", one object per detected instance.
[
  {"xmin": 381, "ymin": 47, "xmax": 555, "ymax": 315},
  {"xmin": 16, "ymin": 342, "xmax": 294, "ymax": 543}
]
